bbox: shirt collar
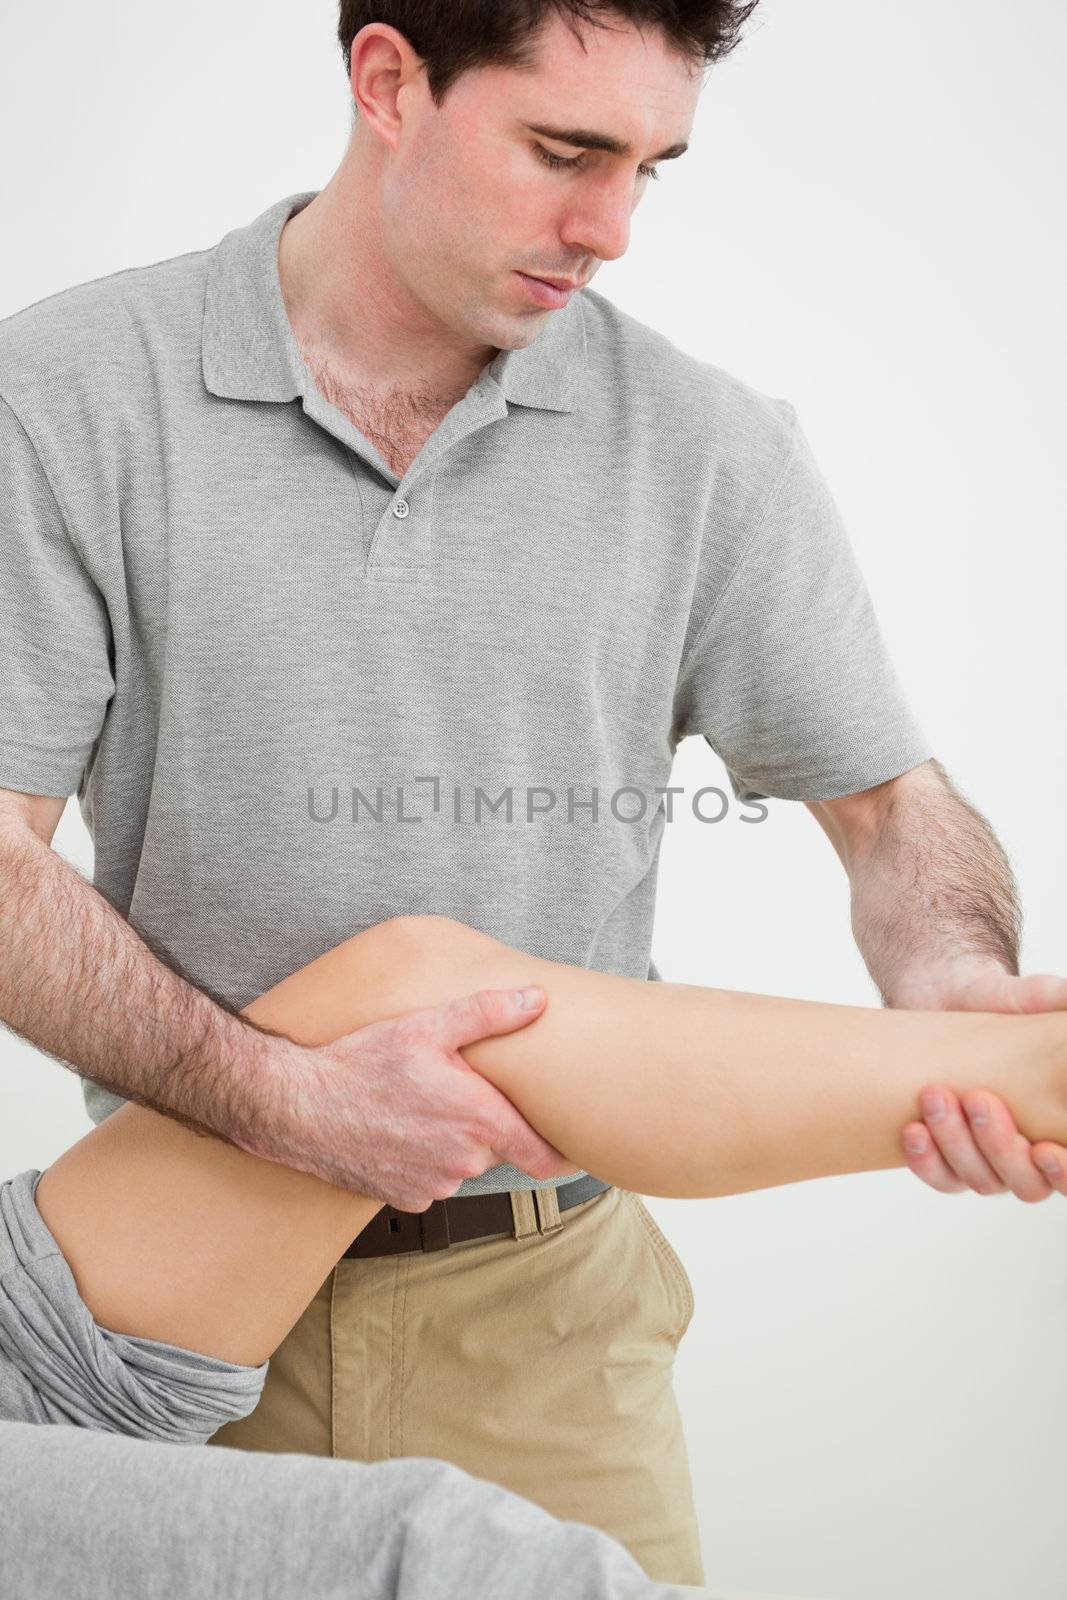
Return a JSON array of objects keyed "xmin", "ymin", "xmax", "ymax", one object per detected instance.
[{"xmin": 201, "ymin": 191, "xmax": 588, "ymax": 414}]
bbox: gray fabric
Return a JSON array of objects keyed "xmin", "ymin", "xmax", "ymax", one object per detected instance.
[
  {"xmin": 0, "ymin": 191, "xmax": 933, "ymax": 1195},
  {"xmin": 0, "ymin": 1169, "xmax": 268, "ymax": 1440},
  {"xmin": 0, "ymin": 1420, "xmax": 705, "ymax": 1599},
  {"xmin": 0, "ymin": 1170, "xmax": 706, "ymax": 1598}
]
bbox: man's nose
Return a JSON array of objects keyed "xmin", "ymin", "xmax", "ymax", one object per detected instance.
[{"xmin": 560, "ymin": 171, "xmax": 636, "ymax": 265}]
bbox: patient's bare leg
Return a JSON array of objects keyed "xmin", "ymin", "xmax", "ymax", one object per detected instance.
[
  {"xmin": 259, "ymin": 915, "xmax": 1065, "ymax": 1197},
  {"xmin": 35, "ymin": 914, "xmax": 1066, "ymax": 1369}
]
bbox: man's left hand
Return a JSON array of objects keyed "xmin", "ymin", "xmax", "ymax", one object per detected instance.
[{"xmin": 899, "ymin": 971, "xmax": 1067, "ymax": 1201}]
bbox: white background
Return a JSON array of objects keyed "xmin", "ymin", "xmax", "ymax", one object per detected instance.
[{"xmin": 1, "ymin": 3, "xmax": 1065, "ymax": 1597}]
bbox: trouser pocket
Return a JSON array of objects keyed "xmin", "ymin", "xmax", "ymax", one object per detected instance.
[{"xmin": 623, "ymin": 1190, "xmax": 695, "ymax": 1346}]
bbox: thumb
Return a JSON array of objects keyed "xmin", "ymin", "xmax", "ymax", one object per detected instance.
[
  {"xmin": 1010, "ymin": 974, "xmax": 1067, "ymax": 1013},
  {"xmin": 434, "ymin": 985, "xmax": 548, "ymax": 1051},
  {"xmin": 960, "ymin": 973, "xmax": 1067, "ymax": 1014}
]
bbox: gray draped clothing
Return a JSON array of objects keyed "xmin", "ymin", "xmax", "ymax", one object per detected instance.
[{"xmin": 0, "ymin": 1170, "xmax": 709, "ymax": 1598}]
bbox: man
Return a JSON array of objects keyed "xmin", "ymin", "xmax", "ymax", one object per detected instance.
[{"xmin": 1, "ymin": 1, "xmax": 1064, "ymax": 1587}]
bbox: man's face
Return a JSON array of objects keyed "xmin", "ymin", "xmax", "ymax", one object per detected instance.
[{"xmin": 376, "ymin": 11, "xmax": 701, "ymax": 351}]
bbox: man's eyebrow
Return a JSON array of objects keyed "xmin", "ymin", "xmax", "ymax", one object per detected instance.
[{"xmin": 521, "ymin": 121, "xmax": 689, "ymax": 161}]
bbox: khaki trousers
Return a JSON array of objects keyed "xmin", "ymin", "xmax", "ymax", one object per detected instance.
[{"xmin": 209, "ymin": 1184, "xmax": 704, "ymax": 1586}]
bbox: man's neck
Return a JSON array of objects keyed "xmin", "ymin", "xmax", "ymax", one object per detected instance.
[{"xmin": 277, "ymin": 167, "xmax": 496, "ymax": 401}]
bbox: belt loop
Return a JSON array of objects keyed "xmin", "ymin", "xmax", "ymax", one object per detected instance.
[
  {"xmin": 509, "ymin": 1189, "xmax": 540, "ymax": 1240},
  {"xmin": 419, "ymin": 1201, "xmax": 451, "ymax": 1252},
  {"xmin": 534, "ymin": 1185, "xmax": 563, "ymax": 1235}
]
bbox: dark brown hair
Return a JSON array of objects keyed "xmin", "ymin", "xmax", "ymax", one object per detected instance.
[{"xmin": 337, "ymin": 1, "xmax": 761, "ymax": 102}]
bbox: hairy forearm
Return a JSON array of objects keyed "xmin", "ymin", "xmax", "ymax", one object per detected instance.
[
  {"xmin": 0, "ymin": 821, "xmax": 297, "ymax": 1146},
  {"xmin": 845, "ymin": 760, "xmax": 1021, "ymax": 1006}
]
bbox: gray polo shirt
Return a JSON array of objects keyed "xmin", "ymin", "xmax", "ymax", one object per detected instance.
[{"xmin": 0, "ymin": 190, "xmax": 932, "ymax": 1195}]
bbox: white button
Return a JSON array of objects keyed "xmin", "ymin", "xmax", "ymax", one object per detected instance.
[{"xmin": 393, "ymin": 498, "xmax": 410, "ymax": 519}]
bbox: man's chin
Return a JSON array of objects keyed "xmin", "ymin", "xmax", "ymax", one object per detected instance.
[{"xmin": 484, "ymin": 303, "xmax": 549, "ymax": 349}]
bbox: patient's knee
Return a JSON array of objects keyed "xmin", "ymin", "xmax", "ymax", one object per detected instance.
[
  {"xmin": 372, "ymin": 914, "xmax": 513, "ymax": 983},
  {"xmin": 329, "ymin": 915, "xmax": 522, "ymax": 1031}
]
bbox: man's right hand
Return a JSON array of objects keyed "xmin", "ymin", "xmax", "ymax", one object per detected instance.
[{"xmin": 243, "ymin": 984, "xmax": 581, "ymax": 1210}]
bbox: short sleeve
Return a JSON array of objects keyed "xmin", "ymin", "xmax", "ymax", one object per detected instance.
[
  {"xmin": 673, "ymin": 411, "xmax": 933, "ymax": 802},
  {"xmin": 0, "ymin": 392, "xmax": 115, "ymax": 797}
]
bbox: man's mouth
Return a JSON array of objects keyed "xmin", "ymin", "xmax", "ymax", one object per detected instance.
[{"xmin": 514, "ymin": 272, "xmax": 577, "ymax": 309}]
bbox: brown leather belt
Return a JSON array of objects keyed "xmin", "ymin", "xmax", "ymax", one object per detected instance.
[{"xmin": 342, "ymin": 1173, "xmax": 612, "ymax": 1259}]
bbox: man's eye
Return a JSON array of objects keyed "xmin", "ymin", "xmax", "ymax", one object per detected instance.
[
  {"xmin": 532, "ymin": 144, "xmax": 659, "ymax": 181},
  {"xmin": 534, "ymin": 144, "xmax": 584, "ymax": 172}
]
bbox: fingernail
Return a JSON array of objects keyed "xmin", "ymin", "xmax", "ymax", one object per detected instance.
[
  {"xmin": 904, "ymin": 1134, "xmax": 928, "ymax": 1155},
  {"xmin": 515, "ymin": 986, "xmax": 544, "ymax": 1010},
  {"xmin": 1035, "ymin": 1155, "xmax": 1062, "ymax": 1179},
  {"xmin": 964, "ymin": 1097, "xmax": 989, "ymax": 1127},
  {"xmin": 920, "ymin": 1092, "xmax": 946, "ymax": 1121}
]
